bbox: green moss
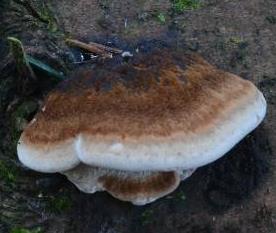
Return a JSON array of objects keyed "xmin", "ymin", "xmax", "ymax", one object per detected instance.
[
  {"xmin": 174, "ymin": 190, "xmax": 186, "ymax": 201},
  {"xmin": 8, "ymin": 100, "xmax": 38, "ymax": 151},
  {"xmin": 0, "ymin": 161, "xmax": 17, "ymax": 185},
  {"xmin": 166, "ymin": 190, "xmax": 186, "ymax": 201},
  {"xmin": 10, "ymin": 227, "xmax": 43, "ymax": 233},
  {"xmin": 14, "ymin": 0, "xmax": 58, "ymax": 33},
  {"xmin": 39, "ymin": 2, "xmax": 58, "ymax": 33},
  {"xmin": 266, "ymin": 16, "xmax": 276, "ymax": 24},
  {"xmin": 10, "ymin": 126, "xmax": 22, "ymax": 152},
  {"xmin": 141, "ymin": 209, "xmax": 154, "ymax": 225},
  {"xmin": 13, "ymin": 101, "xmax": 38, "ymax": 120},
  {"xmin": 227, "ymin": 37, "xmax": 249, "ymax": 50},
  {"xmin": 11, "ymin": 101, "xmax": 38, "ymax": 133},
  {"xmin": 225, "ymin": 37, "xmax": 249, "ymax": 67},
  {"xmin": 156, "ymin": 13, "xmax": 166, "ymax": 24},
  {"xmin": 228, "ymin": 37, "xmax": 244, "ymax": 46},
  {"xmin": 48, "ymin": 195, "xmax": 72, "ymax": 213},
  {"xmin": 98, "ymin": 0, "xmax": 111, "ymax": 10},
  {"xmin": 172, "ymin": 0, "xmax": 201, "ymax": 13}
]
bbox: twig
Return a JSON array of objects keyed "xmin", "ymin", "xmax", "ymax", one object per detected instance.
[
  {"xmin": 66, "ymin": 39, "xmax": 118, "ymax": 58},
  {"xmin": 88, "ymin": 41, "xmax": 123, "ymax": 54}
]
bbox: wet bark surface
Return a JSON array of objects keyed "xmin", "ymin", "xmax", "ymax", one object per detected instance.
[{"xmin": 0, "ymin": 0, "xmax": 276, "ymax": 232}]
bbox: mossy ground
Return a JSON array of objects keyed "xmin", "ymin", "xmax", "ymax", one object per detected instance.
[{"xmin": 172, "ymin": 0, "xmax": 201, "ymax": 12}]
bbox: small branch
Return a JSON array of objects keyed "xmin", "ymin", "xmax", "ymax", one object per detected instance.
[
  {"xmin": 66, "ymin": 39, "xmax": 122, "ymax": 58},
  {"xmin": 88, "ymin": 41, "xmax": 123, "ymax": 54}
]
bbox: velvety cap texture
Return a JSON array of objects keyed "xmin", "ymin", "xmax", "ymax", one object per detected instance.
[{"xmin": 17, "ymin": 50, "xmax": 266, "ymax": 173}]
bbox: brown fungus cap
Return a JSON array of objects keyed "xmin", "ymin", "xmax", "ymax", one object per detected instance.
[
  {"xmin": 62, "ymin": 164, "xmax": 195, "ymax": 205},
  {"xmin": 17, "ymin": 49, "xmax": 266, "ymax": 173},
  {"xmin": 99, "ymin": 171, "xmax": 179, "ymax": 205}
]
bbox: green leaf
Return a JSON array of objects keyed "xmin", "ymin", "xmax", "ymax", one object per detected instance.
[
  {"xmin": 26, "ymin": 55, "xmax": 64, "ymax": 81},
  {"xmin": 7, "ymin": 37, "xmax": 64, "ymax": 82},
  {"xmin": 7, "ymin": 37, "xmax": 36, "ymax": 80},
  {"xmin": 10, "ymin": 227, "xmax": 43, "ymax": 233}
]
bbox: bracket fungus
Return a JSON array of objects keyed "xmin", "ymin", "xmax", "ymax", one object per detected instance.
[{"xmin": 17, "ymin": 50, "xmax": 266, "ymax": 205}]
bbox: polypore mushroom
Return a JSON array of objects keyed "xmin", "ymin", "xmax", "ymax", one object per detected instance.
[{"xmin": 17, "ymin": 49, "xmax": 266, "ymax": 205}]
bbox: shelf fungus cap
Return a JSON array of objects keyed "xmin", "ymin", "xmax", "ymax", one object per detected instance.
[
  {"xmin": 17, "ymin": 49, "xmax": 266, "ymax": 173},
  {"xmin": 62, "ymin": 164, "xmax": 195, "ymax": 205},
  {"xmin": 17, "ymin": 119, "xmax": 81, "ymax": 173},
  {"xmin": 17, "ymin": 49, "xmax": 266, "ymax": 204}
]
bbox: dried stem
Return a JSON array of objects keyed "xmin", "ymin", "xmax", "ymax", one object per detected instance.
[
  {"xmin": 88, "ymin": 41, "xmax": 123, "ymax": 54},
  {"xmin": 66, "ymin": 39, "xmax": 122, "ymax": 58}
]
